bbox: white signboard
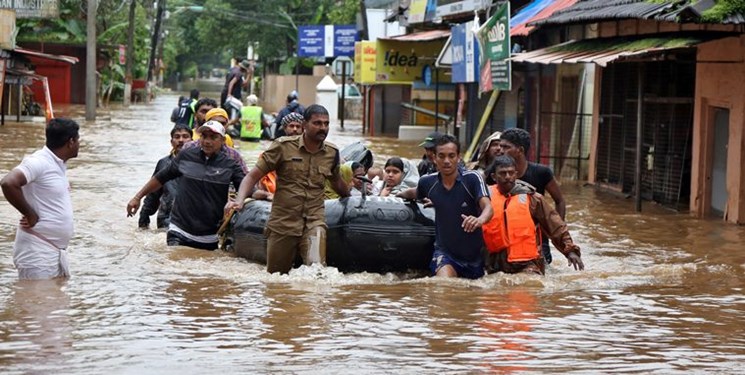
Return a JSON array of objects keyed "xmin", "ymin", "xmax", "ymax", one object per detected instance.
[
  {"xmin": 436, "ymin": 0, "xmax": 491, "ymax": 20},
  {"xmin": 0, "ymin": 0, "xmax": 59, "ymax": 19}
]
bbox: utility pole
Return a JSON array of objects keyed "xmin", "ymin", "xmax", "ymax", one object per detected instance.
[
  {"xmin": 123, "ymin": 0, "xmax": 136, "ymax": 106},
  {"xmin": 85, "ymin": 0, "xmax": 97, "ymax": 120},
  {"xmin": 147, "ymin": 0, "xmax": 166, "ymax": 103},
  {"xmin": 359, "ymin": 0, "xmax": 369, "ymax": 40}
]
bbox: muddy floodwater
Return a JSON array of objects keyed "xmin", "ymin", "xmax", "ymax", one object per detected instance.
[{"xmin": 1, "ymin": 93, "xmax": 744, "ymax": 374}]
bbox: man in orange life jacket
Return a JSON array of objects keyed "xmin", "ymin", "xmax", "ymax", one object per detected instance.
[{"xmin": 482, "ymin": 155, "xmax": 584, "ymax": 275}]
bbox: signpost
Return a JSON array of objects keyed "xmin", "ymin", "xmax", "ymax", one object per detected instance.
[
  {"xmin": 299, "ymin": 25, "xmax": 359, "ymax": 128},
  {"xmin": 333, "ymin": 56, "xmax": 353, "ymax": 129},
  {"xmin": 298, "ymin": 25, "xmax": 358, "ymax": 58}
]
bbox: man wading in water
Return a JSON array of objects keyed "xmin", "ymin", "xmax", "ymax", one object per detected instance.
[{"xmin": 226, "ymin": 105, "xmax": 350, "ymax": 274}]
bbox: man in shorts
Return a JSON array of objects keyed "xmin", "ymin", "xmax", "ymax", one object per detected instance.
[{"xmin": 399, "ymin": 134, "xmax": 492, "ymax": 279}]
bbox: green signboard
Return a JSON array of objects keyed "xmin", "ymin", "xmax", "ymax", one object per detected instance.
[{"xmin": 476, "ymin": 2, "xmax": 510, "ymax": 92}]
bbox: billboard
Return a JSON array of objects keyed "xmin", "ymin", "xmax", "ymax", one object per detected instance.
[
  {"xmin": 435, "ymin": 0, "xmax": 491, "ymax": 20},
  {"xmin": 354, "ymin": 41, "xmax": 377, "ymax": 84},
  {"xmin": 475, "ymin": 2, "xmax": 511, "ymax": 92},
  {"xmin": 375, "ymin": 39, "xmax": 448, "ymax": 84},
  {"xmin": 450, "ymin": 21, "xmax": 479, "ymax": 83},
  {"xmin": 298, "ymin": 24, "xmax": 358, "ymax": 58},
  {"xmin": 0, "ymin": 0, "xmax": 59, "ymax": 19}
]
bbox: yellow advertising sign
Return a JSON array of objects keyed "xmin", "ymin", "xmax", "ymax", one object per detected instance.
[
  {"xmin": 409, "ymin": 0, "xmax": 429, "ymax": 24},
  {"xmin": 354, "ymin": 41, "xmax": 377, "ymax": 84},
  {"xmin": 375, "ymin": 39, "xmax": 447, "ymax": 85}
]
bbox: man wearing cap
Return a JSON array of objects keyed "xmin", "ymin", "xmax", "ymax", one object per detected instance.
[
  {"xmin": 127, "ymin": 121, "xmax": 246, "ymax": 250},
  {"xmin": 227, "ymin": 104, "xmax": 350, "ymax": 273},
  {"xmin": 221, "ymin": 59, "xmax": 250, "ymax": 112},
  {"xmin": 237, "ymin": 94, "xmax": 267, "ymax": 142},
  {"xmin": 274, "ymin": 91, "xmax": 305, "ymax": 139},
  {"xmin": 417, "ymin": 131, "xmax": 442, "ymax": 176}
]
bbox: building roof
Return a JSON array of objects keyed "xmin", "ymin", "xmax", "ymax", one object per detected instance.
[
  {"xmin": 511, "ymin": 0, "xmax": 579, "ymax": 36},
  {"xmin": 531, "ymin": 0, "xmax": 745, "ymax": 27},
  {"xmin": 509, "ymin": 34, "xmax": 720, "ymax": 66},
  {"xmin": 380, "ymin": 29, "xmax": 451, "ymax": 41},
  {"xmin": 12, "ymin": 47, "xmax": 79, "ymax": 64}
]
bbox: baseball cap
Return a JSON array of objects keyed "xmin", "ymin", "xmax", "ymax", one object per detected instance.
[
  {"xmin": 418, "ymin": 131, "xmax": 443, "ymax": 149},
  {"xmin": 197, "ymin": 120, "xmax": 226, "ymax": 137},
  {"xmin": 239, "ymin": 59, "xmax": 251, "ymax": 69}
]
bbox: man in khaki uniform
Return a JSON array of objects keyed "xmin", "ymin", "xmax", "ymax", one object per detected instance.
[{"xmin": 228, "ymin": 104, "xmax": 351, "ymax": 273}]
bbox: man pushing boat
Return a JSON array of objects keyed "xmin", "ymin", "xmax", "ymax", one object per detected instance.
[{"xmin": 226, "ymin": 104, "xmax": 350, "ymax": 274}]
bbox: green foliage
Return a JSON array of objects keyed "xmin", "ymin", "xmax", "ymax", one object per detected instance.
[
  {"xmin": 164, "ymin": 0, "xmax": 360, "ymax": 77},
  {"xmin": 700, "ymin": 0, "xmax": 745, "ymax": 22},
  {"xmin": 328, "ymin": 0, "xmax": 359, "ymax": 24}
]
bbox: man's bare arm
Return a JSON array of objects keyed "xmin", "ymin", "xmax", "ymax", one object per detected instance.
[
  {"xmin": 1, "ymin": 169, "xmax": 37, "ymax": 225},
  {"xmin": 127, "ymin": 177, "xmax": 164, "ymax": 217}
]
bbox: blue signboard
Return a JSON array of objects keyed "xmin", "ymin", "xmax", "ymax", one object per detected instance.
[
  {"xmin": 298, "ymin": 25, "xmax": 358, "ymax": 57},
  {"xmin": 333, "ymin": 25, "xmax": 358, "ymax": 57},
  {"xmin": 451, "ymin": 21, "xmax": 479, "ymax": 83},
  {"xmin": 298, "ymin": 25, "xmax": 326, "ymax": 57}
]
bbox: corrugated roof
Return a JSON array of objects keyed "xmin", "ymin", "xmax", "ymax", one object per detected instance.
[
  {"xmin": 532, "ymin": 0, "xmax": 745, "ymax": 26},
  {"xmin": 509, "ymin": 35, "xmax": 712, "ymax": 66},
  {"xmin": 12, "ymin": 47, "xmax": 79, "ymax": 64},
  {"xmin": 512, "ymin": 0, "xmax": 579, "ymax": 36},
  {"xmin": 381, "ymin": 29, "xmax": 451, "ymax": 41}
]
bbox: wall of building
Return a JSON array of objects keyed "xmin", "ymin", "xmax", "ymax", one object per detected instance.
[{"xmin": 691, "ymin": 36, "xmax": 745, "ymax": 223}]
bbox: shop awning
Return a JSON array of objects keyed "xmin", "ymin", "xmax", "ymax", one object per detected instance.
[
  {"xmin": 509, "ymin": 35, "xmax": 714, "ymax": 66},
  {"xmin": 381, "ymin": 29, "xmax": 450, "ymax": 42},
  {"xmin": 511, "ymin": 0, "xmax": 578, "ymax": 36},
  {"xmin": 12, "ymin": 47, "xmax": 79, "ymax": 64}
]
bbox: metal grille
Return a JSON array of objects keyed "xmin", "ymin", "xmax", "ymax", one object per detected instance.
[
  {"xmin": 596, "ymin": 60, "xmax": 694, "ymax": 209},
  {"xmin": 535, "ymin": 73, "xmax": 593, "ymax": 181}
]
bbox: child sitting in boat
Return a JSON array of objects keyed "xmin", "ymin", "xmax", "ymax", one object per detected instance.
[{"xmin": 378, "ymin": 157, "xmax": 420, "ymax": 197}]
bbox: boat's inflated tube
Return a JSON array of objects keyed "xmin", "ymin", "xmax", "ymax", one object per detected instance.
[{"xmin": 227, "ymin": 195, "xmax": 435, "ymax": 273}]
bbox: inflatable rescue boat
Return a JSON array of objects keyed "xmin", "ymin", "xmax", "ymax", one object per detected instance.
[{"xmin": 224, "ymin": 195, "xmax": 436, "ymax": 273}]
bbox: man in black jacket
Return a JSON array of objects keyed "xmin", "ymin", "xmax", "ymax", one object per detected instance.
[
  {"xmin": 138, "ymin": 125, "xmax": 192, "ymax": 229},
  {"xmin": 127, "ymin": 121, "xmax": 246, "ymax": 250}
]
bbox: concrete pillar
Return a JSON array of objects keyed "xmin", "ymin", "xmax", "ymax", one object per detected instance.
[{"xmin": 316, "ymin": 75, "xmax": 338, "ymax": 123}]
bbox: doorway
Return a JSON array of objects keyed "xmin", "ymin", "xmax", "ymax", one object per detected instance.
[{"xmin": 710, "ymin": 108, "xmax": 729, "ymax": 217}]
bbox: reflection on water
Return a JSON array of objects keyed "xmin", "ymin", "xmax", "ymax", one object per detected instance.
[
  {"xmin": 0, "ymin": 93, "xmax": 744, "ymax": 373},
  {"xmin": 0, "ymin": 279, "xmax": 72, "ymax": 371}
]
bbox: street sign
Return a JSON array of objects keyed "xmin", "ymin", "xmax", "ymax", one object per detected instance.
[
  {"xmin": 298, "ymin": 24, "xmax": 359, "ymax": 58},
  {"xmin": 332, "ymin": 56, "xmax": 353, "ymax": 77}
]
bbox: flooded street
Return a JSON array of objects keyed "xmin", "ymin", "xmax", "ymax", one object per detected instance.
[{"xmin": 1, "ymin": 93, "xmax": 744, "ymax": 374}]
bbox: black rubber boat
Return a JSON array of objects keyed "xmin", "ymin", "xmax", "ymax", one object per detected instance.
[{"xmin": 224, "ymin": 195, "xmax": 436, "ymax": 273}]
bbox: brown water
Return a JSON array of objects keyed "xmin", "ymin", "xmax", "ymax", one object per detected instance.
[{"xmin": 1, "ymin": 94, "xmax": 743, "ymax": 374}]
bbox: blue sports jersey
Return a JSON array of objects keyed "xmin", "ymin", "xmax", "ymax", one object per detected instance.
[{"xmin": 417, "ymin": 169, "xmax": 489, "ymax": 263}]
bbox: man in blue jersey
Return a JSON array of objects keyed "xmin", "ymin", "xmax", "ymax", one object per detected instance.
[{"xmin": 399, "ymin": 134, "xmax": 493, "ymax": 279}]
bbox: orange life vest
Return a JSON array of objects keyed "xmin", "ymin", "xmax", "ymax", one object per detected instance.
[
  {"xmin": 260, "ymin": 171, "xmax": 277, "ymax": 194},
  {"xmin": 482, "ymin": 185, "xmax": 540, "ymax": 262}
]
